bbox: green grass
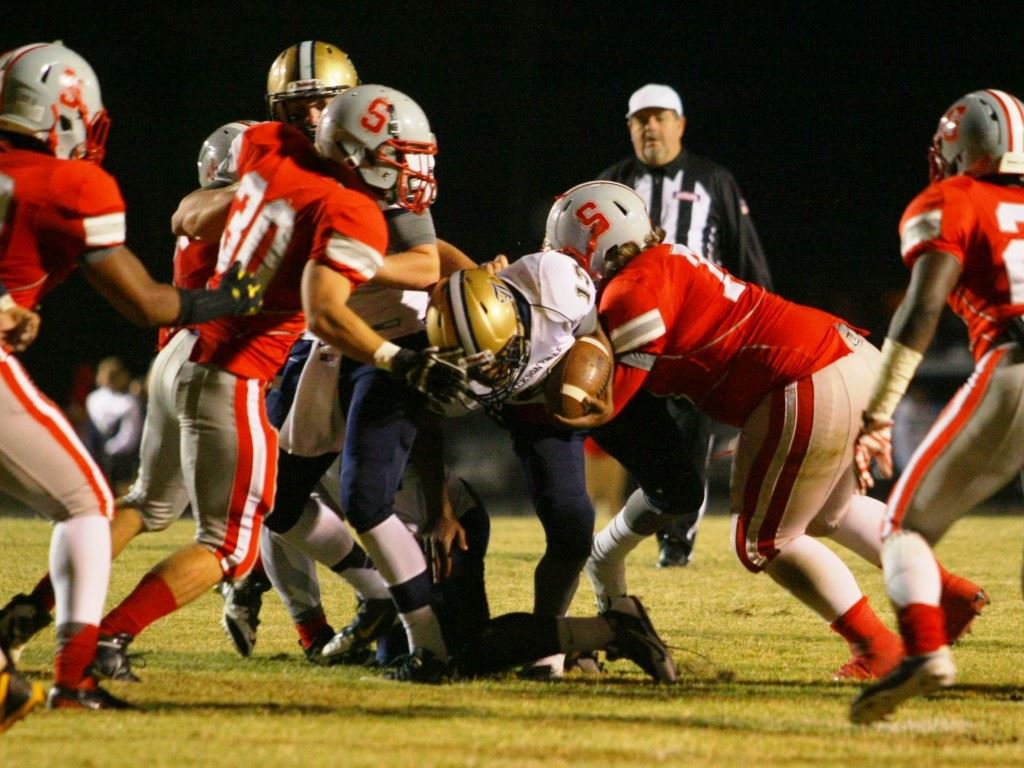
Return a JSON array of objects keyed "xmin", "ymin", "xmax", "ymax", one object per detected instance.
[{"xmin": 1, "ymin": 512, "xmax": 1021, "ymax": 767}]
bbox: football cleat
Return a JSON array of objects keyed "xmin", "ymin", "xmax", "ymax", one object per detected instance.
[
  {"xmin": 833, "ymin": 632, "xmax": 904, "ymax": 682},
  {"xmin": 849, "ymin": 646, "xmax": 956, "ymax": 724},
  {"xmin": 656, "ymin": 532, "xmax": 695, "ymax": 568},
  {"xmin": 219, "ymin": 572, "xmax": 271, "ymax": 658},
  {"xmin": 300, "ymin": 624, "xmax": 338, "ymax": 666},
  {"xmin": 321, "ymin": 598, "xmax": 398, "ymax": 665},
  {"xmin": 91, "ymin": 633, "xmax": 141, "ymax": 682},
  {"xmin": 603, "ymin": 596, "xmax": 678, "ymax": 683},
  {"xmin": 46, "ymin": 681, "xmax": 132, "ymax": 710},
  {"xmin": 0, "ymin": 593, "xmax": 53, "ymax": 664},
  {"xmin": 1, "ymin": 668, "xmax": 45, "ymax": 733},
  {"xmin": 942, "ymin": 583, "xmax": 990, "ymax": 645},
  {"xmin": 384, "ymin": 648, "xmax": 453, "ymax": 684}
]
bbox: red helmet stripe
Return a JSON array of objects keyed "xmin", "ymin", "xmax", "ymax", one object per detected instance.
[{"xmin": 985, "ymin": 88, "xmax": 1024, "ymax": 152}]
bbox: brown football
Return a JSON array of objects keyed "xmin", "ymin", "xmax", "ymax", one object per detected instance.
[{"xmin": 544, "ymin": 335, "xmax": 613, "ymax": 420}]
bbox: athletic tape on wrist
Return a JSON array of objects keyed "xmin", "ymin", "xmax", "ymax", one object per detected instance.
[
  {"xmin": 864, "ymin": 337, "xmax": 924, "ymax": 422},
  {"xmin": 373, "ymin": 341, "xmax": 402, "ymax": 371}
]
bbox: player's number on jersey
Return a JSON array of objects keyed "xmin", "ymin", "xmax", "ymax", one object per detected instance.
[
  {"xmin": 0, "ymin": 172, "xmax": 13, "ymax": 238},
  {"xmin": 218, "ymin": 171, "xmax": 296, "ymax": 281},
  {"xmin": 673, "ymin": 243, "xmax": 746, "ymax": 301},
  {"xmin": 997, "ymin": 202, "xmax": 1024, "ymax": 303}
]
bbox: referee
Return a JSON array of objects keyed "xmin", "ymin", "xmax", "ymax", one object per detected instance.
[{"xmin": 593, "ymin": 83, "xmax": 773, "ymax": 568}]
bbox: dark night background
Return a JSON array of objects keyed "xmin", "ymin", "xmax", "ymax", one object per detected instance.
[{"xmin": 6, "ymin": 2, "xmax": 1023, "ymax": 403}]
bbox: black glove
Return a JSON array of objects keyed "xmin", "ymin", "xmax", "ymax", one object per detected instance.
[
  {"xmin": 390, "ymin": 347, "xmax": 467, "ymax": 403},
  {"xmin": 176, "ymin": 263, "xmax": 264, "ymax": 325}
]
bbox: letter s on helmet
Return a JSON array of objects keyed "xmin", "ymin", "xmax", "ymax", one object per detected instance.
[
  {"xmin": 929, "ymin": 89, "xmax": 1024, "ymax": 182},
  {"xmin": 0, "ymin": 41, "xmax": 109, "ymax": 162},
  {"xmin": 543, "ymin": 180, "xmax": 653, "ymax": 276}
]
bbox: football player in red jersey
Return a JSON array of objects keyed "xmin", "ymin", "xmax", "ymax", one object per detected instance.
[
  {"xmin": 88, "ymin": 84, "xmax": 464, "ymax": 685},
  {"xmin": 0, "ymin": 42, "xmax": 262, "ymax": 711},
  {"xmin": 547, "ymin": 181, "xmax": 986, "ymax": 683},
  {"xmin": 849, "ymin": 90, "xmax": 1023, "ymax": 724}
]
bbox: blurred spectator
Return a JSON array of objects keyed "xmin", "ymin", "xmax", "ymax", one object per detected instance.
[{"xmin": 85, "ymin": 356, "xmax": 143, "ymax": 495}]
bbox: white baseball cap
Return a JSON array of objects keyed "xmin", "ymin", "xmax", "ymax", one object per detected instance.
[{"xmin": 626, "ymin": 84, "xmax": 683, "ymax": 118}]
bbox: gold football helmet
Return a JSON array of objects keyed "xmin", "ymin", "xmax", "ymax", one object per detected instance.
[
  {"xmin": 426, "ymin": 269, "xmax": 530, "ymax": 399},
  {"xmin": 266, "ymin": 40, "xmax": 359, "ymax": 137}
]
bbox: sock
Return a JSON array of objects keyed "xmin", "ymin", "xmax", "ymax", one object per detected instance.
[
  {"xmin": 50, "ymin": 516, "xmax": 111, "ymax": 628},
  {"xmin": 54, "ymin": 623, "xmax": 99, "ymax": 689},
  {"xmin": 261, "ymin": 527, "xmax": 322, "ymax": 621},
  {"xmin": 31, "ymin": 574, "xmax": 56, "ymax": 613},
  {"xmin": 898, "ymin": 604, "xmax": 946, "ymax": 656},
  {"xmin": 100, "ymin": 573, "xmax": 178, "ymax": 638},
  {"xmin": 294, "ymin": 606, "xmax": 330, "ymax": 650},
  {"xmin": 830, "ymin": 595, "xmax": 902, "ymax": 655},
  {"xmin": 277, "ymin": 496, "xmax": 353, "ymax": 566},
  {"xmin": 881, "ymin": 531, "xmax": 941, "ymax": 607},
  {"xmin": 331, "ymin": 543, "xmax": 392, "ymax": 600},
  {"xmin": 588, "ymin": 509, "xmax": 648, "ymax": 610},
  {"xmin": 360, "ymin": 515, "xmax": 446, "ymax": 659}
]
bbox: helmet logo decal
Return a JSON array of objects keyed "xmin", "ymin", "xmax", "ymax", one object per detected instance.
[
  {"xmin": 490, "ymin": 281, "xmax": 515, "ymax": 305},
  {"xmin": 360, "ymin": 97, "xmax": 392, "ymax": 134},
  {"xmin": 57, "ymin": 66, "xmax": 85, "ymax": 111},
  {"xmin": 940, "ymin": 104, "xmax": 967, "ymax": 143},
  {"xmin": 576, "ymin": 201, "xmax": 610, "ymax": 236}
]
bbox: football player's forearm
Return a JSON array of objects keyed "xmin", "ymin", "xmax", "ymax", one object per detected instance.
[
  {"xmin": 370, "ymin": 245, "xmax": 440, "ymax": 289},
  {"xmin": 307, "ymin": 302, "xmax": 385, "ymax": 366},
  {"xmin": 171, "ymin": 185, "xmax": 235, "ymax": 240}
]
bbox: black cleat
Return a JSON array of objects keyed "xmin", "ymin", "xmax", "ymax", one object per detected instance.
[
  {"xmin": 384, "ymin": 648, "xmax": 453, "ymax": 684},
  {"xmin": 656, "ymin": 532, "xmax": 695, "ymax": 568},
  {"xmin": 321, "ymin": 598, "xmax": 398, "ymax": 665},
  {"xmin": 300, "ymin": 624, "xmax": 338, "ymax": 666},
  {"xmin": 603, "ymin": 596, "xmax": 678, "ymax": 683},
  {"xmin": 46, "ymin": 682, "xmax": 132, "ymax": 710},
  {"xmin": 0, "ymin": 593, "xmax": 53, "ymax": 663},
  {"xmin": 219, "ymin": 572, "xmax": 271, "ymax": 658},
  {"xmin": 1, "ymin": 668, "xmax": 45, "ymax": 733},
  {"xmin": 91, "ymin": 633, "xmax": 141, "ymax": 682},
  {"xmin": 850, "ymin": 646, "xmax": 956, "ymax": 724}
]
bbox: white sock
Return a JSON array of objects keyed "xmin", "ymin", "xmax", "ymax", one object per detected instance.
[
  {"xmin": 587, "ymin": 511, "xmax": 647, "ymax": 610},
  {"xmin": 764, "ymin": 535, "xmax": 862, "ymax": 623},
  {"xmin": 49, "ymin": 515, "xmax": 111, "ymax": 628},
  {"xmin": 261, "ymin": 526, "xmax": 322, "ymax": 620},
  {"xmin": 882, "ymin": 530, "xmax": 941, "ymax": 608},
  {"xmin": 828, "ymin": 495, "xmax": 886, "ymax": 567},
  {"xmin": 360, "ymin": 515, "xmax": 445, "ymax": 658},
  {"xmin": 278, "ymin": 496, "xmax": 351, "ymax": 566}
]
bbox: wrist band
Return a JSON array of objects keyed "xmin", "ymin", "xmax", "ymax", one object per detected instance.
[
  {"xmin": 864, "ymin": 338, "xmax": 924, "ymax": 422},
  {"xmin": 373, "ymin": 341, "xmax": 402, "ymax": 371}
]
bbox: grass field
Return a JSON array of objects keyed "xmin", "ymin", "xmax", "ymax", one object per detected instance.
[{"xmin": 0, "ymin": 511, "xmax": 1021, "ymax": 767}]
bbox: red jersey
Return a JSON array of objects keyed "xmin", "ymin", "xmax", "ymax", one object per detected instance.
[
  {"xmin": 0, "ymin": 141, "xmax": 125, "ymax": 308},
  {"xmin": 157, "ymin": 236, "xmax": 219, "ymax": 350},
  {"xmin": 600, "ymin": 243, "xmax": 852, "ymax": 427},
  {"xmin": 899, "ymin": 175, "xmax": 1024, "ymax": 360},
  {"xmin": 189, "ymin": 122, "xmax": 387, "ymax": 381}
]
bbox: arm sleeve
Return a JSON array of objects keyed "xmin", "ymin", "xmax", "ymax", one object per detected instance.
[{"xmin": 385, "ymin": 207, "xmax": 436, "ymax": 251}]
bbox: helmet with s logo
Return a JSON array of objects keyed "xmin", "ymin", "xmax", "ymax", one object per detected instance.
[
  {"xmin": 544, "ymin": 181, "xmax": 653, "ymax": 276},
  {"xmin": 196, "ymin": 120, "xmax": 257, "ymax": 188},
  {"xmin": 0, "ymin": 41, "xmax": 110, "ymax": 162},
  {"xmin": 314, "ymin": 84, "xmax": 437, "ymax": 213},
  {"xmin": 929, "ymin": 89, "xmax": 1024, "ymax": 182}
]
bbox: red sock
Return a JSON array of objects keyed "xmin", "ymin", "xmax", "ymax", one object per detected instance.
[
  {"xmin": 296, "ymin": 609, "xmax": 329, "ymax": 650},
  {"xmin": 31, "ymin": 574, "xmax": 56, "ymax": 613},
  {"xmin": 831, "ymin": 596, "xmax": 903, "ymax": 669},
  {"xmin": 54, "ymin": 624, "xmax": 99, "ymax": 689},
  {"xmin": 898, "ymin": 603, "xmax": 946, "ymax": 656},
  {"xmin": 100, "ymin": 573, "xmax": 178, "ymax": 638}
]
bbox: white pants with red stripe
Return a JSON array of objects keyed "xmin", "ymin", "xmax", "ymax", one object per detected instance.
[
  {"xmin": 731, "ymin": 334, "xmax": 881, "ymax": 571},
  {"xmin": 0, "ymin": 349, "xmax": 113, "ymax": 521},
  {"xmin": 884, "ymin": 342, "xmax": 1024, "ymax": 543},
  {"xmin": 176, "ymin": 361, "xmax": 275, "ymax": 578}
]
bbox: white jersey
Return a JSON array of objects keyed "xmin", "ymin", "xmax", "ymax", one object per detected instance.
[{"xmin": 494, "ymin": 249, "xmax": 598, "ymax": 402}]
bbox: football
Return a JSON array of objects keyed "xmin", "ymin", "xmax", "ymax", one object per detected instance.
[{"xmin": 544, "ymin": 335, "xmax": 613, "ymax": 420}]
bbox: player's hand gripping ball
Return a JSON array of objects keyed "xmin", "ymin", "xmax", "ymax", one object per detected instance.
[{"xmin": 544, "ymin": 335, "xmax": 612, "ymax": 420}]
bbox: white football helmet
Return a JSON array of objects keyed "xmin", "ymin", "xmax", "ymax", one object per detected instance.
[
  {"xmin": 426, "ymin": 269, "xmax": 529, "ymax": 400},
  {"xmin": 929, "ymin": 89, "xmax": 1024, "ymax": 182},
  {"xmin": 544, "ymin": 181, "xmax": 653, "ymax": 276},
  {"xmin": 196, "ymin": 120, "xmax": 257, "ymax": 187},
  {"xmin": 315, "ymin": 84, "xmax": 437, "ymax": 213},
  {"xmin": 0, "ymin": 41, "xmax": 109, "ymax": 161}
]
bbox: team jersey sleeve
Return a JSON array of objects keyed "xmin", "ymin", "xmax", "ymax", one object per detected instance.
[
  {"xmin": 899, "ymin": 181, "xmax": 975, "ymax": 268},
  {"xmin": 385, "ymin": 207, "xmax": 436, "ymax": 251},
  {"xmin": 310, "ymin": 190, "xmax": 389, "ymax": 286},
  {"xmin": 599, "ymin": 275, "xmax": 668, "ymax": 357},
  {"xmin": 64, "ymin": 161, "xmax": 126, "ymax": 251},
  {"xmin": 537, "ymin": 250, "xmax": 597, "ymax": 331}
]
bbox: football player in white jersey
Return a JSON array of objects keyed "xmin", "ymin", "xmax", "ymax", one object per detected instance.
[{"xmin": 426, "ymin": 252, "xmax": 649, "ymax": 678}]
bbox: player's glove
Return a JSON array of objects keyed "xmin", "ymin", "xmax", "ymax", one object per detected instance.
[
  {"xmin": 176, "ymin": 263, "xmax": 264, "ymax": 325},
  {"xmin": 853, "ymin": 417, "xmax": 893, "ymax": 494},
  {"xmin": 389, "ymin": 347, "xmax": 467, "ymax": 403}
]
